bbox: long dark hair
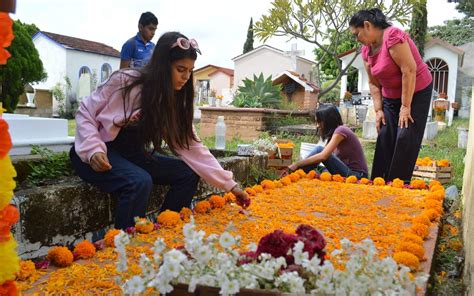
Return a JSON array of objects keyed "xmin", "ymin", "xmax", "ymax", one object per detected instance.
[
  {"xmin": 114, "ymin": 31, "xmax": 198, "ymax": 154},
  {"xmin": 315, "ymin": 105, "xmax": 343, "ymax": 142},
  {"xmin": 349, "ymin": 8, "xmax": 391, "ymax": 29}
]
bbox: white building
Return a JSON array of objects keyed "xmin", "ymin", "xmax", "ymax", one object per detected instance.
[
  {"xmin": 232, "ymin": 44, "xmax": 317, "ymax": 90},
  {"xmin": 32, "ymin": 31, "xmax": 120, "ymax": 114}
]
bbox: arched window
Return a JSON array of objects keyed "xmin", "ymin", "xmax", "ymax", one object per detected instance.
[
  {"xmin": 101, "ymin": 63, "xmax": 112, "ymax": 82},
  {"xmin": 78, "ymin": 66, "xmax": 91, "ymax": 77},
  {"xmin": 427, "ymin": 58, "xmax": 449, "ymax": 95}
]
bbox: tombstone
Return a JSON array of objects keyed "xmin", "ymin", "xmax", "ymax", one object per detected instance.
[
  {"xmin": 362, "ymin": 107, "xmax": 377, "ymax": 140},
  {"xmin": 423, "ymin": 121, "xmax": 438, "ymax": 141},
  {"xmin": 459, "ymin": 86, "xmax": 471, "ymax": 119},
  {"xmin": 3, "ymin": 113, "xmax": 74, "ymax": 155},
  {"xmin": 339, "ymin": 106, "xmax": 357, "ymax": 126}
]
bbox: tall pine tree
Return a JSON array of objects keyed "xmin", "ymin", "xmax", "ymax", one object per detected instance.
[
  {"xmin": 409, "ymin": 0, "xmax": 428, "ymax": 57},
  {"xmin": 243, "ymin": 18, "xmax": 254, "ymax": 54}
]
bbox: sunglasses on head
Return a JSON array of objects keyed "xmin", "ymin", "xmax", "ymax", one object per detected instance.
[{"xmin": 171, "ymin": 37, "xmax": 201, "ymax": 55}]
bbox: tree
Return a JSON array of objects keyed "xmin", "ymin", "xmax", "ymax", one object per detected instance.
[
  {"xmin": 448, "ymin": 0, "xmax": 474, "ymax": 17},
  {"xmin": 0, "ymin": 20, "xmax": 46, "ymax": 112},
  {"xmin": 16, "ymin": 20, "xmax": 39, "ymax": 38},
  {"xmin": 428, "ymin": 17, "xmax": 474, "ymax": 46},
  {"xmin": 243, "ymin": 18, "xmax": 254, "ymax": 54},
  {"xmin": 409, "ymin": 0, "xmax": 427, "ymax": 57},
  {"xmin": 254, "ymin": 0, "xmax": 418, "ymax": 96}
]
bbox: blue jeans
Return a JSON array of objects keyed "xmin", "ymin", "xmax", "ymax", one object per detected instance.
[
  {"xmin": 299, "ymin": 146, "xmax": 368, "ymax": 178},
  {"xmin": 70, "ymin": 133, "xmax": 199, "ymax": 230}
]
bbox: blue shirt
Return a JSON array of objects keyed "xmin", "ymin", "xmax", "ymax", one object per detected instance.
[{"xmin": 120, "ymin": 33, "xmax": 155, "ymax": 68}]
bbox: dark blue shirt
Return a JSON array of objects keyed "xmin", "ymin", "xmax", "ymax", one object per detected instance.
[{"xmin": 120, "ymin": 33, "xmax": 155, "ymax": 68}]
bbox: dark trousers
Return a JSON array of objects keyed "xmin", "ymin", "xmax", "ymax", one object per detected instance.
[
  {"xmin": 300, "ymin": 146, "xmax": 368, "ymax": 178},
  {"xmin": 371, "ymin": 83, "xmax": 433, "ymax": 182},
  {"xmin": 70, "ymin": 147, "xmax": 199, "ymax": 230}
]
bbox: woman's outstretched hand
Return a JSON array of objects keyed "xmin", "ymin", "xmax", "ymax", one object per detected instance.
[
  {"xmin": 90, "ymin": 152, "xmax": 112, "ymax": 172},
  {"xmin": 398, "ymin": 105, "xmax": 414, "ymax": 128},
  {"xmin": 231, "ymin": 185, "xmax": 251, "ymax": 209}
]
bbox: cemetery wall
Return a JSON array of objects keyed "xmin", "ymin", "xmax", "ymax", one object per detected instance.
[{"xmin": 16, "ymin": 90, "xmax": 53, "ymax": 117}]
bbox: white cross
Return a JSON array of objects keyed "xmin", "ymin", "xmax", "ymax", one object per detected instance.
[{"xmin": 284, "ymin": 43, "xmax": 305, "ymax": 72}]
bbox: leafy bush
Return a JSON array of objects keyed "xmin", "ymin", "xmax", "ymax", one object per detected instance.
[
  {"xmin": 318, "ymin": 79, "xmax": 340, "ymax": 104},
  {"xmin": 27, "ymin": 146, "xmax": 73, "ymax": 185},
  {"xmin": 232, "ymin": 73, "xmax": 282, "ymax": 108}
]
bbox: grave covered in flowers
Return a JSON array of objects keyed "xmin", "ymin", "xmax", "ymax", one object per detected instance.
[{"xmin": 16, "ymin": 169, "xmax": 446, "ymax": 295}]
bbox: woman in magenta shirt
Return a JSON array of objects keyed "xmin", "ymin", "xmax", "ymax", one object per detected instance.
[
  {"xmin": 349, "ymin": 8, "xmax": 433, "ymax": 183},
  {"xmin": 70, "ymin": 32, "xmax": 249, "ymax": 229}
]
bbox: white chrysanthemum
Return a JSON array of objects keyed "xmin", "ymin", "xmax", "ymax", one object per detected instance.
[
  {"xmin": 246, "ymin": 243, "xmax": 257, "ymax": 252},
  {"xmin": 219, "ymin": 232, "xmax": 236, "ymax": 249},
  {"xmin": 195, "ymin": 245, "xmax": 213, "ymax": 264},
  {"xmin": 292, "ymin": 241, "xmax": 309, "ymax": 265},
  {"xmin": 165, "ymin": 249, "xmax": 187, "ymax": 264},
  {"xmin": 275, "ymin": 271, "xmax": 305, "ymax": 293},
  {"xmin": 220, "ymin": 278, "xmax": 240, "ymax": 295},
  {"xmin": 123, "ymin": 275, "xmax": 145, "ymax": 295}
]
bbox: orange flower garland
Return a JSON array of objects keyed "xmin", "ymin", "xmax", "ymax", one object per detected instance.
[
  {"xmin": 332, "ymin": 174, "xmax": 344, "ymax": 183},
  {"xmin": 73, "ymin": 241, "xmax": 96, "ymax": 260},
  {"xmin": 180, "ymin": 207, "xmax": 193, "ymax": 221},
  {"xmin": 223, "ymin": 192, "xmax": 236, "ymax": 203},
  {"xmin": 410, "ymin": 179, "xmax": 426, "ymax": 190},
  {"xmin": 320, "ymin": 172, "xmax": 332, "ymax": 181},
  {"xmin": 360, "ymin": 178, "xmax": 370, "ymax": 185},
  {"xmin": 0, "ymin": 13, "xmax": 14, "ymax": 65},
  {"xmin": 47, "ymin": 246, "xmax": 74, "ymax": 267},
  {"xmin": 393, "ymin": 252, "xmax": 420, "ymax": 271},
  {"xmin": 156, "ymin": 210, "xmax": 181, "ymax": 227},
  {"xmin": 373, "ymin": 177, "xmax": 385, "ymax": 186},
  {"xmin": 391, "ymin": 178, "xmax": 404, "ymax": 188},
  {"xmin": 396, "ymin": 242, "xmax": 425, "ymax": 260},
  {"xmin": 194, "ymin": 201, "xmax": 211, "ymax": 214},
  {"xmin": 345, "ymin": 175, "xmax": 357, "ymax": 184}
]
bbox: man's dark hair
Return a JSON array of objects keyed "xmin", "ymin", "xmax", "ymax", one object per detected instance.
[{"xmin": 139, "ymin": 12, "xmax": 158, "ymax": 26}]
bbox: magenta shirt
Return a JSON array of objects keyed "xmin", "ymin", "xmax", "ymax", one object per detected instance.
[
  {"xmin": 361, "ymin": 26, "xmax": 432, "ymax": 99},
  {"xmin": 334, "ymin": 126, "xmax": 368, "ymax": 175}
]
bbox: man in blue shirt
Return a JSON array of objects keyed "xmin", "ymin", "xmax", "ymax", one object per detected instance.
[{"xmin": 120, "ymin": 12, "xmax": 158, "ymax": 69}]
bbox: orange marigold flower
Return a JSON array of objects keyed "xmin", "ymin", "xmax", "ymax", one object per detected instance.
[
  {"xmin": 448, "ymin": 239, "xmax": 462, "ymax": 251},
  {"xmin": 73, "ymin": 240, "xmax": 96, "ymax": 259},
  {"xmin": 410, "ymin": 223, "xmax": 429, "ymax": 238},
  {"xmin": 223, "ymin": 192, "xmax": 236, "ymax": 203},
  {"xmin": 252, "ymin": 185, "xmax": 264, "ymax": 193},
  {"xmin": 396, "ymin": 242, "xmax": 425, "ymax": 260},
  {"xmin": 289, "ymin": 172, "xmax": 300, "ymax": 182},
  {"xmin": 194, "ymin": 201, "xmax": 211, "ymax": 214},
  {"xmin": 430, "ymin": 184, "xmax": 445, "ymax": 194},
  {"xmin": 332, "ymin": 174, "xmax": 344, "ymax": 182},
  {"xmin": 373, "ymin": 177, "xmax": 385, "ymax": 186},
  {"xmin": 306, "ymin": 170, "xmax": 316, "ymax": 179},
  {"xmin": 412, "ymin": 215, "xmax": 431, "ymax": 227},
  {"xmin": 410, "ymin": 179, "xmax": 427, "ymax": 189},
  {"xmin": 425, "ymin": 199, "xmax": 443, "ymax": 215},
  {"xmin": 295, "ymin": 169, "xmax": 306, "ymax": 177},
  {"xmin": 157, "ymin": 210, "xmax": 181, "ymax": 227},
  {"xmin": 280, "ymin": 176, "xmax": 292, "ymax": 185},
  {"xmin": 261, "ymin": 180, "xmax": 276, "ymax": 190},
  {"xmin": 274, "ymin": 180, "xmax": 283, "ymax": 187},
  {"xmin": 320, "ymin": 172, "xmax": 332, "ymax": 181},
  {"xmin": 47, "ymin": 246, "xmax": 74, "ymax": 267},
  {"xmin": 245, "ymin": 188, "xmax": 257, "ymax": 196},
  {"xmin": 393, "ymin": 252, "xmax": 420, "ymax": 271},
  {"xmin": 436, "ymin": 159, "xmax": 450, "ymax": 167},
  {"xmin": 423, "ymin": 209, "xmax": 440, "ymax": 221},
  {"xmin": 209, "ymin": 195, "xmax": 226, "ymax": 209},
  {"xmin": 425, "ymin": 191, "xmax": 444, "ymax": 202},
  {"xmin": 429, "ymin": 180, "xmax": 442, "ymax": 189},
  {"xmin": 391, "ymin": 178, "xmax": 404, "ymax": 188},
  {"xmin": 17, "ymin": 260, "xmax": 36, "ymax": 281},
  {"xmin": 104, "ymin": 229, "xmax": 121, "ymax": 248},
  {"xmin": 345, "ymin": 175, "xmax": 358, "ymax": 184},
  {"xmin": 135, "ymin": 218, "xmax": 155, "ymax": 234},
  {"xmin": 401, "ymin": 232, "xmax": 424, "ymax": 246},
  {"xmin": 180, "ymin": 207, "xmax": 193, "ymax": 221},
  {"xmin": 0, "ymin": 120, "xmax": 12, "ymax": 159},
  {"xmin": 0, "ymin": 281, "xmax": 17, "ymax": 296},
  {"xmin": 360, "ymin": 178, "xmax": 370, "ymax": 185}
]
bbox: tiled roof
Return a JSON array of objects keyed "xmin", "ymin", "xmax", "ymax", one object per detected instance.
[
  {"xmin": 39, "ymin": 31, "xmax": 120, "ymax": 58},
  {"xmin": 194, "ymin": 64, "xmax": 234, "ymax": 76}
]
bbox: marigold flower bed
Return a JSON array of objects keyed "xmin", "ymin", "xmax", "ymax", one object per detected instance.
[{"xmin": 20, "ymin": 173, "xmax": 442, "ymax": 295}]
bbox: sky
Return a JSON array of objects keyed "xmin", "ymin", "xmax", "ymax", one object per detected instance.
[{"xmin": 12, "ymin": 0, "xmax": 465, "ymax": 69}]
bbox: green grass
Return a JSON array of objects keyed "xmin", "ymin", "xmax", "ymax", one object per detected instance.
[{"xmin": 68, "ymin": 119, "xmax": 76, "ymax": 137}]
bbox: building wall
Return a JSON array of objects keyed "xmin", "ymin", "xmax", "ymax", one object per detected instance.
[
  {"xmin": 15, "ymin": 90, "xmax": 53, "ymax": 117},
  {"xmin": 32, "ymin": 35, "xmax": 67, "ymax": 90},
  {"xmin": 233, "ymin": 49, "xmax": 315, "ymax": 90},
  {"xmin": 66, "ymin": 50, "xmax": 120, "ymax": 101},
  {"xmin": 209, "ymin": 72, "xmax": 232, "ymax": 96},
  {"xmin": 462, "ymin": 84, "xmax": 474, "ymax": 295},
  {"xmin": 194, "ymin": 67, "xmax": 217, "ymax": 84},
  {"xmin": 296, "ymin": 59, "xmax": 315, "ymax": 82}
]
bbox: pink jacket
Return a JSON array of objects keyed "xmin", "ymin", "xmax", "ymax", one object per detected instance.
[{"xmin": 74, "ymin": 69, "xmax": 237, "ymax": 191}]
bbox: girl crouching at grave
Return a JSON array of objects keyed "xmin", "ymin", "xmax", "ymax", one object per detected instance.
[
  {"xmin": 286, "ymin": 105, "xmax": 368, "ymax": 179},
  {"xmin": 70, "ymin": 31, "xmax": 250, "ymax": 230}
]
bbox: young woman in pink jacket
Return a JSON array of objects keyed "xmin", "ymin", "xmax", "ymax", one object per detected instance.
[{"xmin": 70, "ymin": 32, "xmax": 250, "ymax": 229}]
